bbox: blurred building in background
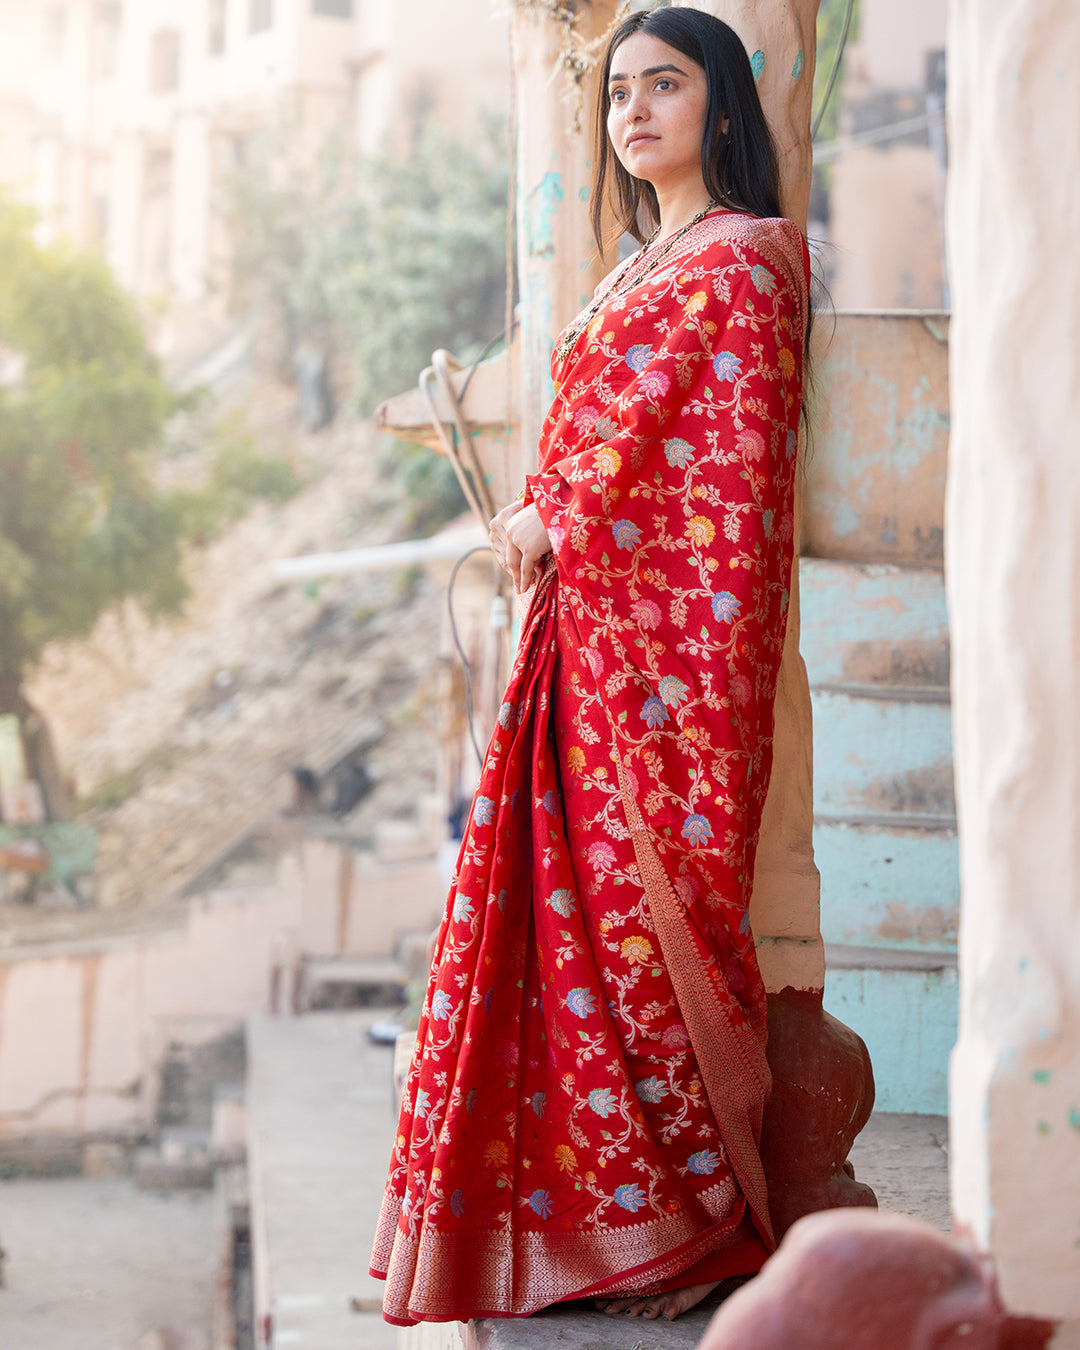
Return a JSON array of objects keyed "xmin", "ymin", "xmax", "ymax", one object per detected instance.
[
  {"xmin": 0, "ymin": 0, "xmax": 509, "ymax": 360},
  {"xmin": 818, "ymin": 0, "xmax": 948, "ymax": 309}
]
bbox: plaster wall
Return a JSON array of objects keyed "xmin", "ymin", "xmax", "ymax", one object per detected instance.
[
  {"xmin": 512, "ymin": 3, "xmax": 614, "ymax": 471},
  {"xmin": 356, "ymin": 0, "xmax": 509, "ymax": 158},
  {"xmin": 946, "ymin": 0, "xmax": 1080, "ymax": 1321},
  {"xmin": 0, "ymin": 835, "xmax": 439, "ymax": 1141},
  {"xmin": 823, "ymin": 0, "xmax": 947, "ymax": 312},
  {"xmin": 829, "ymin": 146, "xmax": 944, "ymax": 311},
  {"xmin": 803, "ymin": 312, "xmax": 949, "ymax": 565}
]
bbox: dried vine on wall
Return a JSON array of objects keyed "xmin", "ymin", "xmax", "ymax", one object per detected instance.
[{"xmin": 508, "ymin": 0, "xmax": 636, "ymax": 132}]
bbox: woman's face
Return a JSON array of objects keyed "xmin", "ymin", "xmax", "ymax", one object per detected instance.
[{"xmin": 606, "ymin": 31, "xmax": 709, "ymax": 196}]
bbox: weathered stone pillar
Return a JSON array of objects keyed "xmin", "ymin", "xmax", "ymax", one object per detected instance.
[
  {"xmin": 677, "ymin": 0, "xmax": 877, "ymax": 1237},
  {"xmin": 512, "ymin": 2, "xmax": 617, "ymax": 477},
  {"xmin": 676, "ymin": 0, "xmax": 824, "ymax": 999},
  {"xmin": 947, "ymin": 0, "xmax": 1080, "ymax": 1333}
]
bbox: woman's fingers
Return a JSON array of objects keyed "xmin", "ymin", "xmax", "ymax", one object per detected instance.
[
  {"xmin": 504, "ymin": 504, "xmax": 552, "ymax": 593},
  {"xmin": 488, "ymin": 499, "xmax": 524, "ymax": 572},
  {"xmin": 505, "ymin": 539, "xmax": 525, "ymax": 592}
]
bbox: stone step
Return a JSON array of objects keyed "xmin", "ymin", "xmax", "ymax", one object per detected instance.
[
  {"xmin": 824, "ymin": 945, "xmax": 958, "ymax": 1115},
  {"xmin": 815, "ymin": 816, "xmax": 958, "ymax": 952},
  {"xmin": 294, "ymin": 955, "xmax": 408, "ymax": 1011},
  {"xmin": 811, "ymin": 686, "xmax": 955, "ymax": 817},
  {"xmin": 800, "ymin": 557, "xmax": 949, "ymax": 690}
]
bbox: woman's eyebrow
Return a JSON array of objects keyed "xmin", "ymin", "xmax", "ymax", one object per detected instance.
[{"xmin": 609, "ymin": 63, "xmax": 690, "ymax": 83}]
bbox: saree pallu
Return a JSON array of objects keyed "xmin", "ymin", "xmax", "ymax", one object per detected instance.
[{"xmin": 370, "ymin": 212, "xmax": 809, "ymax": 1326}]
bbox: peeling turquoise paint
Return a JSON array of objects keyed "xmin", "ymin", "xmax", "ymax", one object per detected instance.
[
  {"xmin": 827, "ymin": 497, "xmax": 861, "ymax": 537},
  {"xmin": 824, "ymin": 964, "xmax": 957, "ymax": 1114},
  {"xmin": 808, "ymin": 315, "xmax": 955, "ymax": 1116},
  {"xmin": 578, "ymin": 186, "xmax": 590, "ymax": 203},
  {"xmin": 526, "ymin": 172, "xmax": 564, "ymax": 259},
  {"xmin": 1068, "ymin": 1107, "xmax": 1080, "ymax": 1133},
  {"xmin": 816, "ymin": 822, "xmax": 958, "ymax": 951},
  {"xmin": 1033, "ymin": 1069, "xmax": 1053, "ymax": 1084},
  {"xmin": 811, "ymin": 691, "xmax": 955, "ymax": 818},
  {"xmin": 1037, "ymin": 1120, "xmax": 1053, "ymax": 1136},
  {"xmin": 523, "ymin": 273, "xmax": 555, "ymax": 407},
  {"xmin": 792, "ymin": 49, "xmax": 804, "ymax": 78},
  {"xmin": 861, "ymin": 371, "xmax": 950, "ymax": 480},
  {"xmin": 809, "ymin": 319, "xmax": 951, "ymax": 562},
  {"xmin": 750, "ymin": 49, "xmax": 765, "ymax": 81},
  {"xmin": 800, "ymin": 560, "xmax": 950, "ymax": 680}
]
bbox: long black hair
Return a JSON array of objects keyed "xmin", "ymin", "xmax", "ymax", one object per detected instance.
[{"xmin": 591, "ymin": 7, "xmax": 783, "ymax": 250}]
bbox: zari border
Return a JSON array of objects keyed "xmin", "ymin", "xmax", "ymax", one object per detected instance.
[
  {"xmin": 613, "ymin": 757, "xmax": 775, "ymax": 1251},
  {"xmin": 370, "ymin": 1182, "xmax": 751, "ymax": 1324},
  {"xmin": 590, "ymin": 211, "xmax": 809, "ymax": 347}
]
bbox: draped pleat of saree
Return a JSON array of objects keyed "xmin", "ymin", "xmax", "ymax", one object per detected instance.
[{"xmin": 370, "ymin": 211, "xmax": 809, "ymax": 1326}]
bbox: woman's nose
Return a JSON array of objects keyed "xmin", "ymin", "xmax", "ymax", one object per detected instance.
[{"xmin": 624, "ymin": 90, "xmax": 648, "ymax": 121}]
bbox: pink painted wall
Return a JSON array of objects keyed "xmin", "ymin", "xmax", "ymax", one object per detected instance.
[{"xmin": 0, "ymin": 836, "xmax": 443, "ymax": 1139}]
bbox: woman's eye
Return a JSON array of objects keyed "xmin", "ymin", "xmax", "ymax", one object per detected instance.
[{"xmin": 655, "ymin": 78, "xmax": 673, "ymax": 91}]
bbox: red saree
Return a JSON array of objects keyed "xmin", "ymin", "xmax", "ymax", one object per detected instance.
[{"xmin": 370, "ymin": 210, "xmax": 809, "ymax": 1325}]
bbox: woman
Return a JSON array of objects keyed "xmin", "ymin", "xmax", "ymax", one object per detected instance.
[{"xmin": 370, "ymin": 6, "xmax": 810, "ymax": 1325}]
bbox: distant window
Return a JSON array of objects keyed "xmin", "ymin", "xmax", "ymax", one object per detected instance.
[
  {"xmin": 249, "ymin": 0, "xmax": 273, "ymax": 32},
  {"xmin": 92, "ymin": 194, "xmax": 110, "ymax": 246},
  {"xmin": 208, "ymin": 0, "xmax": 227, "ymax": 55},
  {"xmin": 150, "ymin": 28, "xmax": 181, "ymax": 93},
  {"xmin": 144, "ymin": 148, "xmax": 173, "ymax": 198},
  {"xmin": 313, "ymin": 0, "xmax": 353, "ymax": 16},
  {"xmin": 95, "ymin": 4, "xmax": 122, "ymax": 80},
  {"xmin": 42, "ymin": 6, "xmax": 67, "ymax": 63}
]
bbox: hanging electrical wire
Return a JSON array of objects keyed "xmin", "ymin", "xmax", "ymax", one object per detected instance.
[
  {"xmin": 447, "ymin": 545, "xmax": 498, "ymax": 766},
  {"xmin": 811, "ymin": 0, "xmax": 856, "ymax": 141}
]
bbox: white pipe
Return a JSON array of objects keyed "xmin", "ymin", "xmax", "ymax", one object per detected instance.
[{"xmin": 272, "ymin": 526, "xmax": 489, "ymax": 580}]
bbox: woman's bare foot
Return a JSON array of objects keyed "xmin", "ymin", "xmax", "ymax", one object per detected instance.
[{"xmin": 594, "ymin": 1278, "xmax": 722, "ymax": 1321}]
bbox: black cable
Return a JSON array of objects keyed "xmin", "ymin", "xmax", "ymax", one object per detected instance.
[
  {"xmin": 450, "ymin": 320, "xmax": 520, "ymax": 467},
  {"xmin": 811, "ymin": 0, "xmax": 856, "ymax": 141},
  {"xmin": 447, "ymin": 545, "xmax": 494, "ymax": 767},
  {"xmin": 461, "ymin": 322, "xmax": 516, "ymax": 403}
]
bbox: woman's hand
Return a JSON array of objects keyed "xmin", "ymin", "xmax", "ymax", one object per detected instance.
[
  {"xmin": 505, "ymin": 504, "xmax": 552, "ymax": 592},
  {"xmin": 488, "ymin": 499, "xmax": 524, "ymax": 574},
  {"xmin": 490, "ymin": 501, "xmax": 552, "ymax": 593}
]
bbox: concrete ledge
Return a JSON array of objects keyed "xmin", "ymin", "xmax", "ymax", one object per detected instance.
[
  {"xmin": 402, "ymin": 1291, "xmax": 736, "ymax": 1350},
  {"xmin": 467, "ymin": 1301, "xmax": 720, "ymax": 1348},
  {"xmin": 400, "ymin": 1114, "xmax": 952, "ymax": 1349}
]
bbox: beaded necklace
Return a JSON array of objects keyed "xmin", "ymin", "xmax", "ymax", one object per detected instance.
[{"xmin": 554, "ymin": 200, "xmax": 720, "ymax": 365}]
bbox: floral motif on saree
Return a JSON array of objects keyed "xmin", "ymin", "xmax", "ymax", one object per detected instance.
[{"xmin": 370, "ymin": 211, "xmax": 809, "ymax": 1326}]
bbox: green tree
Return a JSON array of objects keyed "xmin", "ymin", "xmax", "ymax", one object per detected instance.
[
  {"xmin": 223, "ymin": 121, "xmax": 508, "ymax": 529},
  {"xmin": 0, "ymin": 202, "xmax": 186, "ymax": 814},
  {"xmin": 333, "ymin": 123, "xmax": 509, "ymax": 413},
  {"xmin": 226, "ymin": 121, "xmax": 508, "ymax": 411}
]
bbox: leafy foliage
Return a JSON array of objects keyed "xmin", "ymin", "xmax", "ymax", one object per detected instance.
[
  {"xmin": 814, "ymin": 0, "xmax": 860, "ymax": 148},
  {"xmin": 166, "ymin": 411, "xmax": 303, "ymax": 545},
  {"xmin": 0, "ymin": 201, "xmax": 186, "ymax": 689},
  {"xmin": 376, "ymin": 437, "xmax": 469, "ymax": 538},
  {"xmin": 224, "ymin": 121, "xmax": 509, "ymax": 414}
]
